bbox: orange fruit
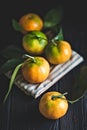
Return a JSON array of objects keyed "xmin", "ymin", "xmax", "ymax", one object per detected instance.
[
  {"xmin": 44, "ymin": 40, "xmax": 72, "ymax": 64},
  {"xmin": 39, "ymin": 91, "xmax": 68, "ymax": 119},
  {"xmin": 19, "ymin": 13, "xmax": 43, "ymax": 32},
  {"xmin": 22, "ymin": 31, "xmax": 48, "ymax": 55},
  {"xmin": 21, "ymin": 56, "xmax": 50, "ymax": 83}
]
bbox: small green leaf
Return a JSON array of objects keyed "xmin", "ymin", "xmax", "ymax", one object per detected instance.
[
  {"xmin": 12, "ymin": 19, "xmax": 23, "ymax": 32},
  {"xmin": 52, "ymin": 27, "xmax": 64, "ymax": 41},
  {"xmin": 44, "ymin": 6, "xmax": 63, "ymax": 28},
  {"xmin": 1, "ymin": 45, "xmax": 25, "ymax": 59},
  {"xmin": 0, "ymin": 58, "xmax": 23, "ymax": 74},
  {"xmin": 3, "ymin": 63, "xmax": 23, "ymax": 103}
]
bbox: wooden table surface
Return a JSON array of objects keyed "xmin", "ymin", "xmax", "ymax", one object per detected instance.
[{"xmin": 0, "ymin": 0, "xmax": 87, "ymax": 130}]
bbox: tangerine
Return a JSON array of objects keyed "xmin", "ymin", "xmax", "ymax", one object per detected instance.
[
  {"xmin": 45, "ymin": 40, "xmax": 72, "ymax": 64},
  {"xmin": 19, "ymin": 13, "xmax": 43, "ymax": 32},
  {"xmin": 21, "ymin": 56, "xmax": 50, "ymax": 83},
  {"xmin": 22, "ymin": 31, "xmax": 48, "ymax": 55},
  {"xmin": 39, "ymin": 91, "xmax": 68, "ymax": 119}
]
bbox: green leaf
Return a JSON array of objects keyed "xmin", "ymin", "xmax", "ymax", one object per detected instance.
[
  {"xmin": 67, "ymin": 65, "xmax": 87, "ymax": 103},
  {"xmin": 1, "ymin": 45, "xmax": 25, "ymax": 59},
  {"xmin": 44, "ymin": 6, "xmax": 63, "ymax": 28},
  {"xmin": 52, "ymin": 27, "xmax": 64, "ymax": 41},
  {"xmin": 0, "ymin": 58, "xmax": 23, "ymax": 74},
  {"xmin": 3, "ymin": 63, "xmax": 23, "ymax": 103},
  {"xmin": 12, "ymin": 19, "xmax": 23, "ymax": 32}
]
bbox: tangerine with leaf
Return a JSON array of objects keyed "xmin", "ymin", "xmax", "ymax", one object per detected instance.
[
  {"xmin": 39, "ymin": 91, "xmax": 69, "ymax": 119},
  {"xmin": 21, "ymin": 55, "xmax": 50, "ymax": 83}
]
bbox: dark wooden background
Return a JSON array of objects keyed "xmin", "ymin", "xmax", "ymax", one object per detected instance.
[{"xmin": 0, "ymin": 0, "xmax": 87, "ymax": 130}]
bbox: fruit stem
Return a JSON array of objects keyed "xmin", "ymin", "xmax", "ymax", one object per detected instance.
[
  {"xmin": 22, "ymin": 54, "xmax": 37, "ymax": 63},
  {"xmin": 22, "ymin": 54, "xmax": 34, "ymax": 60},
  {"xmin": 51, "ymin": 39, "xmax": 58, "ymax": 46},
  {"xmin": 52, "ymin": 92, "xmax": 81, "ymax": 104},
  {"xmin": 52, "ymin": 92, "xmax": 68, "ymax": 100}
]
